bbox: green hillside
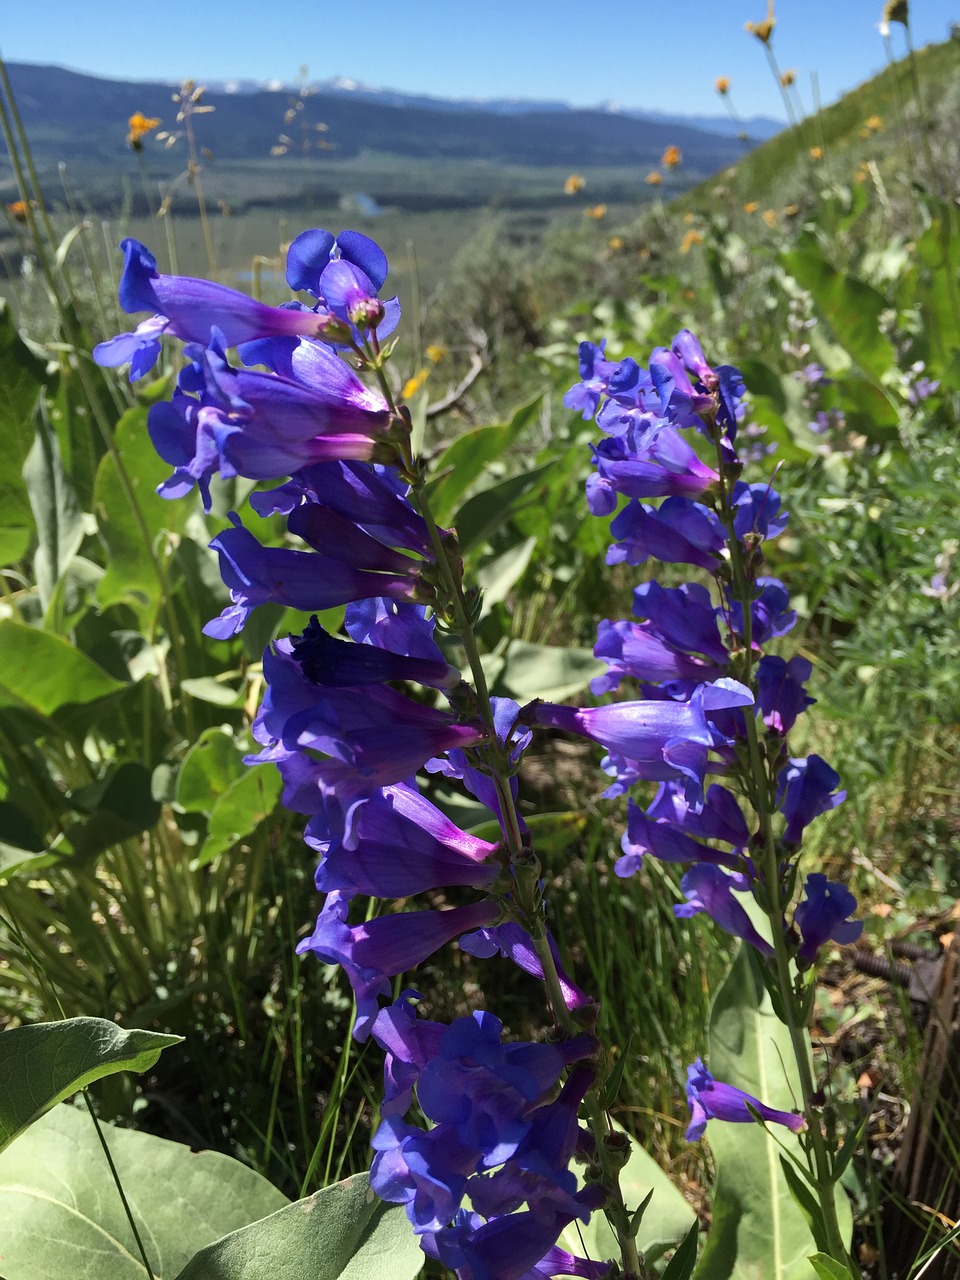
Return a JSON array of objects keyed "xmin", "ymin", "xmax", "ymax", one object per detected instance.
[{"xmin": 689, "ymin": 36, "xmax": 960, "ymax": 213}]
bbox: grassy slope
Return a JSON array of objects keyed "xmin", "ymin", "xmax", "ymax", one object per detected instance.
[{"xmin": 686, "ymin": 37, "xmax": 960, "ymax": 211}]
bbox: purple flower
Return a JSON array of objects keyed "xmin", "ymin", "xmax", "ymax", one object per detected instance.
[
  {"xmin": 460, "ymin": 923, "xmax": 594, "ymax": 1015},
  {"xmin": 93, "ymin": 239, "xmax": 328, "ymax": 378},
  {"xmin": 675, "ymin": 864, "xmax": 774, "ymax": 957},
  {"xmin": 775, "ymin": 755, "xmax": 846, "ymax": 846},
  {"xmin": 307, "ymin": 782, "xmax": 501, "ymax": 898},
  {"xmin": 202, "ymin": 513, "xmax": 428, "ymax": 639},
  {"xmin": 563, "ymin": 340, "xmax": 621, "ymax": 420},
  {"xmin": 756, "ymin": 655, "xmax": 815, "ymax": 733},
  {"xmin": 727, "ymin": 577, "xmax": 797, "ymax": 647},
  {"xmin": 146, "ymin": 336, "xmax": 393, "ymax": 506},
  {"xmin": 647, "ymin": 781, "xmax": 750, "ymax": 847},
  {"xmin": 297, "ymin": 893, "xmax": 500, "ymax": 1039},
  {"xmin": 529, "ymin": 679, "xmax": 753, "ymax": 802},
  {"xmin": 591, "ymin": 617, "xmax": 724, "ymax": 697},
  {"xmin": 794, "ymin": 873, "xmax": 862, "ymax": 963},
  {"xmin": 616, "ymin": 798, "xmax": 742, "ymax": 878},
  {"xmin": 586, "ymin": 429, "xmax": 719, "ymax": 515},
  {"xmin": 290, "ymin": 616, "xmax": 460, "ymax": 690},
  {"xmin": 607, "ymin": 497, "xmax": 726, "ymax": 572},
  {"xmin": 632, "ymin": 581, "xmax": 729, "ymax": 665},
  {"xmin": 250, "ymin": 644, "xmax": 486, "ymax": 804},
  {"xmin": 685, "ymin": 1057, "xmax": 805, "ymax": 1140},
  {"xmin": 731, "ymin": 481, "xmax": 788, "ymax": 543},
  {"xmin": 284, "ymin": 227, "xmax": 401, "ymax": 343},
  {"xmin": 423, "ymin": 1187, "xmax": 607, "ymax": 1280}
]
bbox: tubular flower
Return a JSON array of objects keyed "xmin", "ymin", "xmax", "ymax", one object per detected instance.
[{"xmin": 685, "ymin": 1058, "xmax": 805, "ymax": 1140}]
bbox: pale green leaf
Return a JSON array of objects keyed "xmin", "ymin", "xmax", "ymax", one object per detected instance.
[
  {"xmin": 0, "ymin": 1104, "xmax": 290, "ymax": 1279},
  {"xmin": 173, "ymin": 1171, "xmax": 423, "ymax": 1280},
  {"xmin": 0, "ymin": 1018, "xmax": 182, "ymax": 1155}
]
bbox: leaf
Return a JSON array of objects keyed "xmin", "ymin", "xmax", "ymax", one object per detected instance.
[
  {"xmin": 781, "ymin": 245, "xmax": 897, "ymax": 386},
  {"xmin": 560, "ymin": 1119, "xmax": 696, "ymax": 1264},
  {"xmin": 693, "ymin": 946, "xmax": 851, "ymax": 1280},
  {"xmin": 662, "ymin": 1220, "xmax": 700, "ymax": 1280},
  {"xmin": 476, "ymin": 535, "xmax": 537, "ymax": 612},
  {"xmin": 0, "ymin": 1019, "xmax": 182, "ymax": 1155},
  {"xmin": 95, "ymin": 403, "xmax": 187, "ymax": 623},
  {"xmin": 808, "ymin": 1253, "xmax": 858, "ymax": 1280},
  {"xmin": 180, "ymin": 676, "xmax": 244, "ymax": 707},
  {"xmin": 191, "ymin": 765, "xmax": 282, "ymax": 869},
  {"xmin": 173, "ymin": 1171, "xmax": 423, "ymax": 1280},
  {"xmin": 23, "ymin": 399, "xmax": 84, "ymax": 610},
  {"xmin": 177, "ymin": 728, "xmax": 248, "ymax": 812},
  {"xmin": 65, "ymin": 762, "xmax": 163, "ymax": 860},
  {"xmin": 483, "ymin": 639, "xmax": 603, "ymax": 702},
  {"xmin": 454, "ymin": 460, "xmax": 556, "ymax": 553},
  {"xmin": 426, "ymin": 392, "xmax": 543, "ymax": 525},
  {"xmin": 0, "ymin": 618, "xmax": 126, "ymax": 716},
  {"xmin": 0, "ymin": 300, "xmax": 53, "ymax": 555},
  {"xmin": 0, "ymin": 1104, "xmax": 290, "ymax": 1279}
]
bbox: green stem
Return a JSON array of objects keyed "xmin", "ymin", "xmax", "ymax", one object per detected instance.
[{"xmin": 712, "ymin": 445, "xmax": 855, "ymax": 1272}]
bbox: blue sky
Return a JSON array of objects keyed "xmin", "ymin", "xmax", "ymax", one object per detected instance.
[{"xmin": 3, "ymin": 1, "xmax": 956, "ymax": 119}]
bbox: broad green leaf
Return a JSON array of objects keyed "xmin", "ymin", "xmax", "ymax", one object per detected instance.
[
  {"xmin": 454, "ymin": 460, "xmax": 556, "ymax": 553},
  {"xmin": 910, "ymin": 215, "xmax": 960, "ymax": 374},
  {"xmin": 0, "ymin": 300, "xmax": 52, "ymax": 548},
  {"xmin": 483, "ymin": 639, "xmax": 603, "ymax": 702},
  {"xmin": 0, "ymin": 525, "xmax": 31, "ymax": 567},
  {"xmin": 781, "ymin": 246, "xmax": 896, "ymax": 386},
  {"xmin": 0, "ymin": 618, "xmax": 126, "ymax": 715},
  {"xmin": 808, "ymin": 1254, "xmax": 858, "ymax": 1280},
  {"xmin": 826, "ymin": 377, "xmax": 899, "ymax": 443},
  {"xmin": 95, "ymin": 404, "xmax": 187, "ymax": 622},
  {"xmin": 735, "ymin": 358, "xmax": 814, "ymax": 460},
  {"xmin": 476, "ymin": 535, "xmax": 537, "ymax": 612},
  {"xmin": 560, "ymin": 1119, "xmax": 696, "ymax": 1264},
  {"xmin": 180, "ymin": 676, "xmax": 244, "ymax": 706},
  {"xmin": 693, "ymin": 946, "xmax": 851, "ymax": 1280},
  {"xmin": 174, "ymin": 1171, "xmax": 423, "ymax": 1280},
  {"xmin": 191, "ymin": 764, "xmax": 282, "ymax": 869},
  {"xmin": 23, "ymin": 401, "xmax": 84, "ymax": 610},
  {"xmin": 0, "ymin": 1019, "xmax": 182, "ymax": 1155},
  {"xmin": 0, "ymin": 1104, "xmax": 290, "ymax": 1279},
  {"xmin": 177, "ymin": 728, "xmax": 248, "ymax": 813},
  {"xmin": 0, "ymin": 799, "xmax": 46, "ymax": 853},
  {"xmin": 65, "ymin": 762, "xmax": 162, "ymax": 860},
  {"xmin": 426, "ymin": 392, "xmax": 544, "ymax": 525}
]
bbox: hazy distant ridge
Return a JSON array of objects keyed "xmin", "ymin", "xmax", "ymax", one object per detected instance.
[{"xmin": 3, "ymin": 62, "xmax": 774, "ymax": 175}]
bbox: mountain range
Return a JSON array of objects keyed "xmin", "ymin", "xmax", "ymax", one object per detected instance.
[{"xmin": 1, "ymin": 61, "xmax": 779, "ymax": 189}]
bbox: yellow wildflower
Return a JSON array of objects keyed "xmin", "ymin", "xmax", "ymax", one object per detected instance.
[
  {"xmin": 865, "ymin": 115, "xmax": 883, "ymax": 131},
  {"xmin": 564, "ymin": 173, "xmax": 586, "ymax": 195},
  {"xmin": 783, "ymin": 203, "xmax": 800, "ymax": 217},
  {"xmin": 401, "ymin": 368, "xmax": 430, "ymax": 400},
  {"xmin": 608, "ymin": 236, "xmax": 625, "ymax": 251},
  {"xmin": 127, "ymin": 111, "xmax": 161, "ymax": 151},
  {"xmin": 715, "ymin": 76, "xmax": 731, "ymax": 95},
  {"xmin": 679, "ymin": 229, "xmax": 704, "ymax": 254},
  {"xmin": 745, "ymin": 0, "xmax": 775, "ymax": 43},
  {"xmin": 6, "ymin": 199, "xmax": 29, "ymax": 223},
  {"xmin": 780, "ymin": 69, "xmax": 796, "ymax": 87},
  {"xmin": 761, "ymin": 208, "xmax": 777, "ymax": 227},
  {"xmin": 644, "ymin": 171, "xmax": 663, "ymax": 186},
  {"xmin": 743, "ymin": 201, "xmax": 759, "ymax": 213},
  {"xmin": 809, "ymin": 145, "xmax": 823, "ymax": 159},
  {"xmin": 425, "ymin": 343, "xmax": 448, "ymax": 364},
  {"xmin": 661, "ymin": 145, "xmax": 682, "ymax": 169},
  {"xmin": 585, "ymin": 204, "xmax": 607, "ymax": 220}
]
